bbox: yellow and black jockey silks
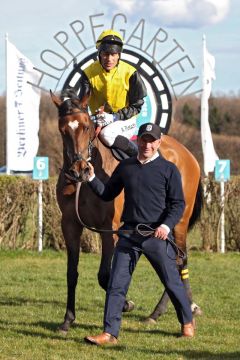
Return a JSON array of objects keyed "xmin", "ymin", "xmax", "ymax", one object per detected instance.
[{"xmin": 83, "ymin": 60, "xmax": 136, "ymax": 114}]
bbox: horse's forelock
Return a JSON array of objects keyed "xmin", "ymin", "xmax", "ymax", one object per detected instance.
[
  {"xmin": 59, "ymin": 99, "xmax": 73, "ymax": 116},
  {"xmin": 61, "ymin": 88, "xmax": 79, "ymax": 101}
]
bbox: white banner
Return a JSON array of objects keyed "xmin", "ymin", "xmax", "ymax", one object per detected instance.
[
  {"xmin": 6, "ymin": 39, "xmax": 41, "ymax": 172},
  {"xmin": 201, "ymin": 35, "xmax": 219, "ymax": 176}
]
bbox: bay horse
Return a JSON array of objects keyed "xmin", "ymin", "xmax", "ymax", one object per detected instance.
[{"xmin": 50, "ymin": 89, "xmax": 202, "ymax": 333}]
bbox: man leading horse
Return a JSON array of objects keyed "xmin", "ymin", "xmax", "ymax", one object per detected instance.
[{"xmin": 84, "ymin": 123, "xmax": 195, "ymax": 345}]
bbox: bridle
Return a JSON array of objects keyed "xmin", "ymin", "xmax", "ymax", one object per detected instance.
[{"xmin": 59, "ymin": 99, "xmax": 96, "ymax": 182}]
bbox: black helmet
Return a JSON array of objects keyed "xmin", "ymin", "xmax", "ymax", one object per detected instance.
[{"xmin": 96, "ymin": 30, "xmax": 124, "ymax": 54}]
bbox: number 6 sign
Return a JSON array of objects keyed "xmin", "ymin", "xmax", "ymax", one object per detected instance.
[{"xmin": 33, "ymin": 157, "xmax": 49, "ymax": 180}]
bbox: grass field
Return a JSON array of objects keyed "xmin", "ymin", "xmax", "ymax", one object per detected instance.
[{"xmin": 0, "ymin": 250, "xmax": 239, "ymax": 360}]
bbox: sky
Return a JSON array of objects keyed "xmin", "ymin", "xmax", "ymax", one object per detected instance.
[{"xmin": 0, "ymin": 0, "xmax": 239, "ymax": 96}]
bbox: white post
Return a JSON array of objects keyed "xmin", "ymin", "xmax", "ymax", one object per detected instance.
[
  {"xmin": 201, "ymin": 35, "xmax": 218, "ymax": 177},
  {"xmin": 5, "ymin": 33, "xmax": 11, "ymax": 175},
  {"xmin": 38, "ymin": 180, "xmax": 43, "ymax": 252},
  {"xmin": 220, "ymin": 179, "xmax": 225, "ymax": 253}
]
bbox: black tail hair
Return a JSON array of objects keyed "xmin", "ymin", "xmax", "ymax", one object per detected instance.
[{"xmin": 188, "ymin": 179, "xmax": 203, "ymax": 229}]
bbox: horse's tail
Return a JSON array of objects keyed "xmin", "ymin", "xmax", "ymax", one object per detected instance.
[{"xmin": 188, "ymin": 179, "xmax": 203, "ymax": 229}]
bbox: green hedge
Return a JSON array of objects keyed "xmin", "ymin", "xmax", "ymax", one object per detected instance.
[
  {"xmin": 0, "ymin": 175, "xmax": 239, "ymax": 251},
  {"xmin": 198, "ymin": 176, "xmax": 240, "ymax": 251},
  {"xmin": 0, "ymin": 176, "xmax": 100, "ymax": 252}
]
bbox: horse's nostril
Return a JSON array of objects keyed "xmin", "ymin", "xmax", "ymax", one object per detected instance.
[{"xmin": 69, "ymin": 168, "xmax": 79, "ymax": 178}]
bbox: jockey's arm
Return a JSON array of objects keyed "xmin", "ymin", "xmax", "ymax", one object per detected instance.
[{"xmin": 114, "ymin": 71, "xmax": 147, "ymax": 120}]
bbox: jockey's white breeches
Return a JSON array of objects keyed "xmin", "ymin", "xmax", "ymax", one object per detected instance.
[{"xmin": 99, "ymin": 118, "xmax": 137, "ymax": 146}]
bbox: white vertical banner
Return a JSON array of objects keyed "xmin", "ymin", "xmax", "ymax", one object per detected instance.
[
  {"xmin": 6, "ymin": 36, "xmax": 41, "ymax": 173},
  {"xmin": 201, "ymin": 34, "xmax": 219, "ymax": 176}
]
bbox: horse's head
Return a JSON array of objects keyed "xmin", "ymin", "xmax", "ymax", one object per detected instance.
[{"xmin": 50, "ymin": 89, "xmax": 96, "ymax": 182}]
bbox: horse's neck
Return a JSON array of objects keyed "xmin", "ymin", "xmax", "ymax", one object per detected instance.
[{"xmin": 93, "ymin": 138, "xmax": 119, "ymax": 178}]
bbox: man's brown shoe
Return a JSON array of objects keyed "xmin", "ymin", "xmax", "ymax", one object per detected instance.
[
  {"xmin": 181, "ymin": 322, "xmax": 195, "ymax": 337},
  {"xmin": 84, "ymin": 332, "xmax": 118, "ymax": 346}
]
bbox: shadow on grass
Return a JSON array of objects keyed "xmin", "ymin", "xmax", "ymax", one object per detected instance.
[
  {"xmin": 0, "ymin": 295, "xmax": 102, "ymax": 314},
  {"xmin": 121, "ymin": 346, "xmax": 240, "ymax": 360},
  {"xmin": 0, "ymin": 318, "xmax": 102, "ymax": 341},
  {"xmin": 1, "ymin": 318, "xmax": 239, "ymax": 359},
  {"xmin": 0, "ymin": 295, "xmax": 64, "ymax": 307}
]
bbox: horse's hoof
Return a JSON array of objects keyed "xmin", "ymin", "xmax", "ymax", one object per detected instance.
[
  {"xmin": 58, "ymin": 321, "xmax": 72, "ymax": 335},
  {"xmin": 193, "ymin": 307, "xmax": 203, "ymax": 316},
  {"xmin": 58, "ymin": 327, "xmax": 68, "ymax": 336},
  {"xmin": 57, "ymin": 315, "xmax": 75, "ymax": 334},
  {"xmin": 191, "ymin": 303, "xmax": 203, "ymax": 316},
  {"xmin": 143, "ymin": 317, "xmax": 157, "ymax": 325},
  {"xmin": 122, "ymin": 300, "xmax": 135, "ymax": 312}
]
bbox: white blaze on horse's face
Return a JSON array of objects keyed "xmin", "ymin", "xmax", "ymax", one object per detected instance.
[{"xmin": 68, "ymin": 120, "xmax": 79, "ymax": 131}]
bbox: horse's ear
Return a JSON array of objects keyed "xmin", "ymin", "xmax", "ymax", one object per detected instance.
[{"xmin": 50, "ymin": 90, "xmax": 62, "ymax": 108}]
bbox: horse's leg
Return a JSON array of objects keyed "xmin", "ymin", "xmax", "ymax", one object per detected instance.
[
  {"xmin": 174, "ymin": 211, "xmax": 203, "ymax": 317},
  {"xmin": 97, "ymin": 194, "xmax": 134, "ymax": 312},
  {"xmin": 144, "ymin": 291, "xmax": 170, "ymax": 324},
  {"xmin": 180, "ymin": 256, "xmax": 202, "ymax": 316},
  {"xmin": 144, "ymin": 257, "xmax": 194, "ymax": 324},
  {"xmin": 59, "ymin": 218, "xmax": 82, "ymax": 333},
  {"xmin": 144, "ymin": 258, "xmax": 191, "ymax": 323},
  {"xmin": 98, "ymin": 233, "xmax": 115, "ymax": 290},
  {"xmin": 145, "ymin": 223, "xmax": 202, "ymax": 323},
  {"xmin": 98, "ymin": 232, "xmax": 135, "ymax": 313},
  {"xmin": 144, "ymin": 223, "xmax": 187, "ymax": 323}
]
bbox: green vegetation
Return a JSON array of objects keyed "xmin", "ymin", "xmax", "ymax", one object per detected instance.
[
  {"xmin": 177, "ymin": 95, "xmax": 240, "ymax": 136},
  {"xmin": 0, "ymin": 250, "xmax": 239, "ymax": 360},
  {"xmin": 1, "ymin": 175, "xmax": 240, "ymax": 252}
]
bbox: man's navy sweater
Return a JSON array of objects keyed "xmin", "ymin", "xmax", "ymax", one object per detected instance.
[{"xmin": 89, "ymin": 155, "xmax": 185, "ymax": 231}]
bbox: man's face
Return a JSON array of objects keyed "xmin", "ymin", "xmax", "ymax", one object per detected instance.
[
  {"xmin": 99, "ymin": 52, "xmax": 120, "ymax": 71},
  {"xmin": 137, "ymin": 134, "xmax": 161, "ymax": 161}
]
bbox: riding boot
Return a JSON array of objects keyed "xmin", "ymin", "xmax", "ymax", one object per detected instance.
[{"xmin": 111, "ymin": 135, "xmax": 138, "ymax": 157}]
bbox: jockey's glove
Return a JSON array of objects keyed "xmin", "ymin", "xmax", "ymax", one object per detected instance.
[{"xmin": 96, "ymin": 112, "xmax": 117, "ymax": 127}]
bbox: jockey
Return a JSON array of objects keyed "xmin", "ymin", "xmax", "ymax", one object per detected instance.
[{"xmin": 78, "ymin": 29, "xmax": 147, "ymax": 157}]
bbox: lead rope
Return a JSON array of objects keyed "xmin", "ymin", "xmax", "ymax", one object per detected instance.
[
  {"xmin": 75, "ymin": 181, "xmax": 125, "ymax": 234},
  {"xmin": 75, "ymin": 182, "xmax": 186, "ymax": 261},
  {"xmin": 136, "ymin": 223, "xmax": 186, "ymax": 261}
]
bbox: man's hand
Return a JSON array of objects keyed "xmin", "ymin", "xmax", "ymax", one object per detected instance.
[
  {"xmin": 87, "ymin": 162, "xmax": 95, "ymax": 181},
  {"xmin": 96, "ymin": 112, "xmax": 115, "ymax": 127},
  {"xmin": 154, "ymin": 226, "xmax": 168, "ymax": 240}
]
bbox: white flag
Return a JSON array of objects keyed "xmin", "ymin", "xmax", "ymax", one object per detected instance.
[
  {"xmin": 201, "ymin": 35, "xmax": 218, "ymax": 176},
  {"xmin": 204, "ymin": 47, "xmax": 216, "ymax": 99},
  {"xmin": 6, "ymin": 39, "xmax": 41, "ymax": 173}
]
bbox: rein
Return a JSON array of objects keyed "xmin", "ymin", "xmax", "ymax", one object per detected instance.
[{"xmin": 75, "ymin": 182, "xmax": 186, "ymax": 262}]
